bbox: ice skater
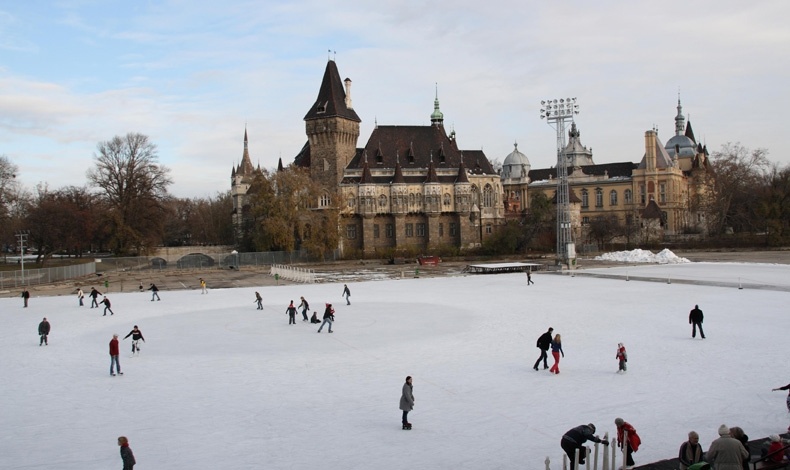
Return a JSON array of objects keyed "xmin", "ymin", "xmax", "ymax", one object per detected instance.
[
  {"xmin": 255, "ymin": 292, "xmax": 263, "ymax": 310},
  {"xmin": 317, "ymin": 303, "xmax": 334, "ymax": 333},
  {"xmin": 772, "ymin": 383, "xmax": 790, "ymax": 414},
  {"xmin": 310, "ymin": 311, "xmax": 321, "ymax": 323},
  {"xmin": 526, "ymin": 270, "xmax": 534, "ymax": 285},
  {"xmin": 399, "ymin": 376, "xmax": 414, "ymax": 430},
  {"xmin": 124, "ymin": 325, "xmax": 145, "ymax": 356},
  {"xmin": 89, "ymin": 287, "xmax": 102, "ymax": 308},
  {"xmin": 561, "ymin": 423, "xmax": 608, "ymax": 470},
  {"xmin": 21, "ymin": 289, "xmax": 30, "ymax": 308},
  {"xmin": 38, "ymin": 317, "xmax": 50, "ymax": 346},
  {"xmin": 548, "ymin": 333, "xmax": 564, "ymax": 374},
  {"xmin": 689, "ymin": 304, "xmax": 705, "ymax": 339},
  {"xmin": 614, "ymin": 417, "xmax": 641, "ymax": 469},
  {"xmin": 298, "ymin": 296, "xmax": 310, "ymax": 321},
  {"xmin": 616, "ymin": 342, "xmax": 628, "ymax": 373},
  {"xmin": 200, "ymin": 278, "xmax": 207, "ymax": 294},
  {"xmin": 77, "ymin": 287, "xmax": 84, "ymax": 306},
  {"xmin": 286, "ymin": 300, "xmax": 297, "ymax": 325},
  {"xmin": 148, "ymin": 283, "xmax": 160, "ymax": 301},
  {"xmin": 533, "ymin": 327, "xmax": 554, "ymax": 370},
  {"xmin": 109, "ymin": 334, "xmax": 123, "ymax": 376},
  {"xmin": 117, "ymin": 436, "xmax": 136, "ymax": 469},
  {"xmin": 342, "ymin": 284, "xmax": 351, "ymax": 305},
  {"xmin": 101, "ymin": 296, "xmax": 114, "ymax": 316}
]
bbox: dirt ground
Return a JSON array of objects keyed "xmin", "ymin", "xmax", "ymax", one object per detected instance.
[{"xmin": 4, "ymin": 248, "xmax": 790, "ymax": 300}]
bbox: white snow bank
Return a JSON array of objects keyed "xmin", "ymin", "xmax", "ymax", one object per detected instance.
[{"xmin": 594, "ymin": 248, "xmax": 691, "ymax": 264}]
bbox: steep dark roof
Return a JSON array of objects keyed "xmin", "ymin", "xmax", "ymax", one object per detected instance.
[
  {"xmin": 529, "ymin": 162, "xmax": 636, "ymax": 181},
  {"xmin": 684, "ymin": 120, "xmax": 696, "ymax": 143},
  {"xmin": 425, "ymin": 161, "xmax": 439, "ymax": 183},
  {"xmin": 293, "ymin": 141, "xmax": 310, "ymax": 168},
  {"xmin": 346, "ymin": 125, "xmax": 495, "ymax": 176},
  {"xmin": 303, "ymin": 60, "xmax": 361, "ymax": 122},
  {"xmin": 359, "ymin": 161, "xmax": 373, "ymax": 184},
  {"xmin": 550, "ymin": 189, "xmax": 582, "ymax": 204},
  {"xmin": 456, "ymin": 161, "xmax": 469, "ymax": 183},
  {"xmin": 391, "ymin": 160, "xmax": 405, "ymax": 184},
  {"xmin": 641, "ymin": 200, "xmax": 663, "ymax": 219}
]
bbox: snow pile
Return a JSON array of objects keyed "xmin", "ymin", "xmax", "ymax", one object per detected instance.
[{"xmin": 594, "ymin": 248, "xmax": 691, "ymax": 264}]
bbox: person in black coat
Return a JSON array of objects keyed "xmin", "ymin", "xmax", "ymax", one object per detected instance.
[
  {"xmin": 689, "ymin": 304, "xmax": 705, "ymax": 339},
  {"xmin": 38, "ymin": 317, "xmax": 50, "ymax": 346},
  {"xmin": 22, "ymin": 289, "xmax": 30, "ymax": 307},
  {"xmin": 310, "ymin": 311, "xmax": 321, "ymax": 323},
  {"xmin": 561, "ymin": 423, "xmax": 608, "ymax": 470},
  {"xmin": 147, "ymin": 283, "xmax": 160, "ymax": 301},
  {"xmin": 533, "ymin": 327, "xmax": 554, "ymax": 370},
  {"xmin": 89, "ymin": 287, "xmax": 102, "ymax": 308},
  {"xmin": 285, "ymin": 301, "xmax": 297, "ymax": 325},
  {"xmin": 117, "ymin": 436, "xmax": 136, "ymax": 469},
  {"xmin": 101, "ymin": 296, "xmax": 114, "ymax": 316},
  {"xmin": 123, "ymin": 325, "xmax": 146, "ymax": 356},
  {"xmin": 317, "ymin": 303, "xmax": 334, "ymax": 333}
]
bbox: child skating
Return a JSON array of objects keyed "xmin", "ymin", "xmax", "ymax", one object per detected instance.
[{"xmin": 616, "ymin": 342, "xmax": 627, "ymax": 373}]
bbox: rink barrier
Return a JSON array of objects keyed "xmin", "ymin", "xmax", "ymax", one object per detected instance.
[
  {"xmin": 269, "ymin": 264, "xmax": 316, "ymax": 284},
  {"xmin": 548, "ymin": 431, "xmax": 631, "ymax": 470}
]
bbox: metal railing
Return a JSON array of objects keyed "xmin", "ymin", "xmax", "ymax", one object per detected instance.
[{"xmin": 0, "ymin": 262, "xmax": 96, "ymax": 290}]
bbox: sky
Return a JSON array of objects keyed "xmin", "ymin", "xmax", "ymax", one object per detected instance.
[
  {"xmin": 3, "ymin": 258, "xmax": 790, "ymax": 469},
  {"xmin": 1, "ymin": 1, "xmax": 789, "ymax": 199}
]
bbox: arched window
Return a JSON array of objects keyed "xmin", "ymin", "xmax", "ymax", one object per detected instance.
[
  {"xmin": 321, "ymin": 194, "xmax": 332, "ymax": 208},
  {"xmin": 483, "ymin": 184, "xmax": 494, "ymax": 208},
  {"xmin": 595, "ymin": 188, "xmax": 603, "ymax": 208},
  {"xmin": 443, "ymin": 193, "xmax": 451, "ymax": 207},
  {"xmin": 624, "ymin": 189, "xmax": 633, "ymax": 204},
  {"xmin": 581, "ymin": 189, "xmax": 589, "ymax": 208},
  {"xmin": 378, "ymin": 194, "xmax": 387, "ymax": 208},
  {"xmin": 610, "ymin": 190, "xmax": 618, "ymax": 206},
  {"xmin": 347, "ymin": 195, "xmax": 355, "ymax": 208}
]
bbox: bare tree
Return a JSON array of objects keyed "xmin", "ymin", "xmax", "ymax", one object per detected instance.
[{"xmin": 86, "ymin": 133, "xmax": 172, "ymax": 254}]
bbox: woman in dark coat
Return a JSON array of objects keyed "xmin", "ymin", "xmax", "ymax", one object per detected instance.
[
  {"xmin": 117, "ymin": 436, "xmax": 136, "ymax": 469},
  {"xmin": 399, "ymin": 376, "xmax": 414, "ymax": 429}
]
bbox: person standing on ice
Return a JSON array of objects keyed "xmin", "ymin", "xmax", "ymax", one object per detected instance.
[
  {"xmin": 342, "ymin": 284, "xmax": 351, "ymax": 305},
  {"xmin": 285, "ymin": 300, "xmax": 297, "ymax": 325},
  {"xmin": 101, "ymin": 296, "xmax": 114, "ymax": 316},
  {"xmin": 317, "ymin": 303, "xmax": 334, "ymax": 333},
  {"xmin": 689, "ymin": 304, "xmax": 705, "ymax": 339},
  {"xmin": 526, "ymin": 270, "xmax": 534, "ymax": 285},
  {"xmin": 616, "ymin": 343, "xmax": 628, "ymax": 373},
  {"xmin": 255, "ymin": 292, "xmax": 263, "ymax": 310},
  {"xmin": 548, "ymin": 333, "xmax": 564, "ymax": 374},
  {"xmin": 89, "ymin": 287, "xmax": 102, "ymax": 308},
  {"xmin": 38, "ymin": 317, "xmax": 50, "ymax": 346},
  {"xmin": 109, "ymin": 334, "xmax": 123, "ymax": 376},
  {"xmin": 117, "ymin": 436, "xmax": 136, "ymax": 469},
  {"xmin": 21, "ymin": 289, "xmax": 30, "ymax": 308},
  {"xmin": 615, "ymin": 417, "xmax": 641, "ymax": 469},
  {"xmin": 148, "ymin": 283, "xmax": 160, "ymax": 301},
  {"xmin": 298, "ymin": 296, "xmax": 309, "ymax": 321},
  {"xmin": 199, "ymin": 278, "xmax": 207, "ymax": 294},
  {"xmin": 123, "ymin": 325, "xmax": 145, "ymax": 356},
  {"xmin": 771, "ymin": 383, "xmax": 790, "ymax": 414},
  {"xmin": 399, "ymin": 376, "xmax": 414, "ymax": 430},
  {"xmin": 533, "ymin": 327, "xmax": 553, "ymax": 371},
  {"xmin": 561, "ymin": 423, "xmax": 608, "ymax": 470},
  {"xmin": 76, "ymin": 287, "xmax": 84, "ymax": 306}
]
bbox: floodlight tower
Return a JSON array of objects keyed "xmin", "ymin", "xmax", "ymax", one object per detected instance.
[{"xmin": 540, "ymin": 98, "xmax": 579, "ymax": 266}]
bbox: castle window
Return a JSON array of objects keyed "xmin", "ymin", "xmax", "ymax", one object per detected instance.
[
  {"xmin": 624, "ymin": 189, "xmax": 633, "ymax": 204},
  {"xmin": 373, "ymin": 224, "xmax": 380, "ymax": 238},
  {"xmin": 443, "ymin": 193, "xmax": 451, "ymax": 207},
  {"xmin": 405, "ymin": 223, "xmax": 414, "ymax": 237},
  {"xmin": 323, "ymin": 158, "xmax": 329, "ymax": 172},
  {"xmin": 416, "ymin": 223, "xmax": 426, "ymax": 237},
  {"xmin": 378, "ymin": 194, "xmax": 387, "ymax": 209},
  {"xmin": 316, "ymin": 101, "xmax": 327, "ymax": 114},
  {"xmin": 449, "ymin": 222, "xmax": 457, "ymax": 236},
  {"xmin": 639, "ymin": 185, "xmax": 646, "ymax": 204},
  {"xmin": 581, "ymin": 189, "xmax": 589, "ymax": 208},
  {"xmin": 346, "ymin": 224, "xmax": 356, "ymax": 239},
  {"xmin": 485, "ymin": 224, "xmax": 492, "ymax": 234},
  {"xmin": 659, "ymin": 183, "xmax": 667, "ymax": 203},
  {"xmin": 595, "ymin": 188, "xmax": 603, "ymax": 208},
  {"xmin": 320, "ymin": 194, "xmax": 331, "ymax": 208},
  {"xmin": 610, "ymin": 190, "xmax": 618, "ymax": 206},
  {"xmin": 483, "ymin": 184, "xmax": 494, "ymax": 208},
  {"xmin": 347, "ymin": 195, "xmax": 355, "ymax": 208},
  {"xmin": 582, "ymin": 216, "xmax": 590, "ymax": 225},
  {"xmin": 386, "ymin": 224, "xmax": 394, "ymax": 238},
  {"xmin": 439, "ymin": 223, "xmax": 444, "ymax": 237}
]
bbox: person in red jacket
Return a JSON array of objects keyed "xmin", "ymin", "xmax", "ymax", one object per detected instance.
[
  {"xmin": 109, "ymin": 334, "xmax": 123, "ymax": 376},
  {"xmin": 615, "ymin": 417, "xmax": 641, "ymax": 469}
]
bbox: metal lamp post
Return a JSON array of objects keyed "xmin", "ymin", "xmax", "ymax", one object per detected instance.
[
  {"xmin": 15, "ymin": 230, "xmax": 29, "ymax": 285},
  {"xmin": 540, "ymin": 98, "xmax": 579, "ymax": 266}
]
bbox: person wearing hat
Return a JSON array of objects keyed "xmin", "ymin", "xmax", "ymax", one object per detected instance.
[
  {"xmin": 678, "ymin": 431, "xmax": 705, "ymax": 470},
  {"xmin": 123, "ymin": 326, "xmax": 145, "ymax": 356},
  {"xmin": 706, "ymin": 424, "xmax": 748, "ymax": 470},
  {"xmin": 614, "ymin": 418, "xmax": 641, "ymax": 469},
  {"xmin": 766, "ymin": 434, "xmax": 786, "ymax": 463},
  {"xmin": 533, "ymin": 327, "xmax": 554, "ymax": 371},
  {"xmin": 561, "ymin": 423, "xmax": 608, "ymax": 470}
]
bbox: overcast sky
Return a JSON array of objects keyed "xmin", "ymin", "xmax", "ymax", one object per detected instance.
[{"xmin": 2, "ymin": 1, "xmax": 788, "ymax": 198}]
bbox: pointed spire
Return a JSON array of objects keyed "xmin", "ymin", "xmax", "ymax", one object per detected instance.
[
  {"xmin": 239, "ymin": 127, "xmax": 254, "ymax": 176},
  {"xmin": 674, "ymin": 96, "xmax": 685, "ymax": 136},
  {"xmin": 360, "ymin": 160, "xmax": 373, "ymax": 184},
  {"xmin": 430, "ymin": 83, "xmax": 444, "ymax": 126},
  {"xmin": 425, "ymin": 159, "xmax": 439, "ymax": 183},
  {"xmin": 685, "ymin": 119, "xmax": 696, "ymax": 143},
  {"xmin": 392, "ymin": 158, "xmax": 405, "ymax": 184},
  {"xmin": 277, "ymin": 158, "xmax": 284, "ymax": 172},
  {"xmin": 304, "ymin": 60, "xmax": 361, "ymax": 122},
  {"xmin": 456, "ymin": 160, "xmax": 469, "ymax": 183}
]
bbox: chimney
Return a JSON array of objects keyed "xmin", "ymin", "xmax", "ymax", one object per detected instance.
[{"xmin": 344, "ymin": 78, "xmax": 353, "ymax": 109}]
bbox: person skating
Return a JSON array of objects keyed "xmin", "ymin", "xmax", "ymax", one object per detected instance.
[
  {"xmin": 285, "ymin": 300, "xmax": 297, "ymax": 325},
  {"xmin": 342, "ymin": 284, "xmax": 351, "ymax": 305},
  {"xmin": 614, "ymin": 417, "xmax": 641, "ymax": 469},
  {"xmin": 317, "ymin": 303, "xmax": 334, "ymax": 333},
  {"xmin": 399, "ymin": 376, "xmax": 414, "ymax": 430},
  {"xmin": 38, "ymin": 317, "xmax": 50, "ymax": 346},
  {"xmin": 533, "ymin": 327, "xmax": 554, "ymax": 370},
  {"xmin": 678, "ymin": 431, "xmax": 704, "ymax": 470},
  {"xmin": 21, "ymin": 289, "xmax": 30, "ymax": 308},
  {"xmin": 255, "ymin": 292, "xmax": 263, "ymax": 310},
  {"xmin": 561, "ymin": 423, "xmax": 609, "ymax": 470},
  {"xmin": 123, "ymin": 325, "xmax": 145, "ymax": 356},
  {"xmin": 549, "ymin": 334, "xmax": 564, "ymax": 374},
  {"xmin": 200, "ymin": 278, "xmax": 207, "ymax": 294},
  {"xmin": 109, "ymin": 334, "xmax": 123, "ymax": 376},
  {"xmin": 310, "ymin": 311, "xmax": 321, "ymax": 323},
  {"xmin": 616, "ymin": 342, "xmax": 628, "ymax": 373},
  {"xmin": 771, "ymin": 383, "xmax": 790, "ymax": 414},
  {"xmin": 117, "ymin": 436, "xmax": 136, "ymax": 469},
  {"xmin": 148, "ymin": 283, "xmax": 160, "ymax": 301},
  {"xmin": 76, "ymin": 287, "xmax": 84, "ymax": 306},
  {"xmin": 689, "ymin": 304, "xmax": 705, "ymax": 339},
  {"xmin": 101, "ymin": 296, "xmax": 114, "ymax": 316},
  {"xmin": 89, "ymin": 287, "xmax": 102, "ymax": 308},
  {"xmin": 526, "ymin": 270, "xmax": 534, "ymax": 285},
  {"xmin": 298, "ymin": 296, "xmax": 310, "ymax": 321}
]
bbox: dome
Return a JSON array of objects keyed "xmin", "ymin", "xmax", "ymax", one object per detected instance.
[
  {"xmin": 501, "ymin": 142, "xmax": 531, "ymax": 179},
  {"xmin": 665, "ymin": 134, "xmax": 696, "ymax": 158}
]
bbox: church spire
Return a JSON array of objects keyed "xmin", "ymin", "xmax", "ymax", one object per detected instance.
[
  {"xmin": 430, "ymin": 83, "xmax": 444, "ymax": 126},
  {"xmin": 674, "ymin": 96, "xmax": 686, "ymax": 136}
]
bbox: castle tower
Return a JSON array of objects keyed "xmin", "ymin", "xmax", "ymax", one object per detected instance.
[{"xmin": 303, "ymin": 60, "xmax": 361, "ymax": 195}]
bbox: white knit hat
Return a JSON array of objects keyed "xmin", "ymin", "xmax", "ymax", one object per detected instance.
[{"xmin": 718, "ymin": 424, "xmax": 730, "ymax": 436}]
